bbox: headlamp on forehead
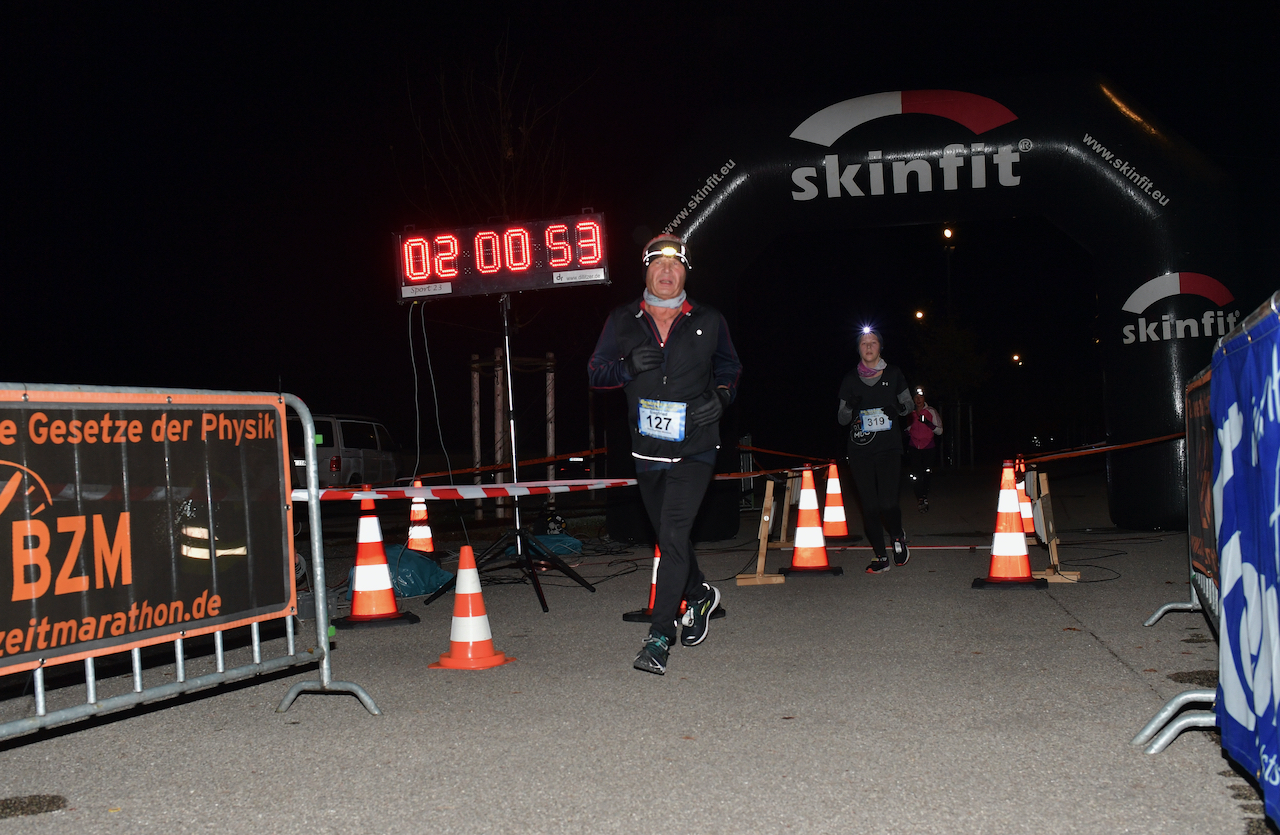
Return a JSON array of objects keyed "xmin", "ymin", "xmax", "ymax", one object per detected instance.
[{"xmin": 641, "ymin": 238, "xmax": 691, "ymax": 269}]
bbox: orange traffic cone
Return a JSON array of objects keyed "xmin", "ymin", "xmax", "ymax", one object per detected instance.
[
  {"xmin": 623, "ymin": 546, "xmax": 720, "ymax": 622},
  {"xmin": 430, "ymin": 545, "xmax": 515, "ymax": 669},
  {"xmin": 781, "ymin": 468, "xmax": 843, "ymax": 575},
  {"xmin": 973, "ymin": 462, "xmax": 1048, "ymax": 589},
  {"xmin": 407, "ymin": 480, "xmax": 434, "ymax": 552},
  {"xmin": 623, "ymin": 545, "xmax": 661, "ymax": 622},
  {"xmin": 335, "ymin": 497, "xmax": 421, "ymax": 627},
  {"xmin": 821, "ymin": 462, "xmax": 850, "ymax": 538},
  {"xmin": 1015, "ymin": 457, "xmax": 1035, "ymax": 541}
]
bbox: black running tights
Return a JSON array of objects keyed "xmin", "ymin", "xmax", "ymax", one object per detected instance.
[{"xmin": 846, "ymin": 449, "xmax": 904, "ymax": 558}]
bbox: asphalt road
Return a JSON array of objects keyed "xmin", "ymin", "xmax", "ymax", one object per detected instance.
[{"xmin": 0, "ymin": 464, "xmax": 1265, "ymax": 834}]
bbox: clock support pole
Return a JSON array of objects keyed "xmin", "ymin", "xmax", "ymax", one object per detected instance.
[{"xmin": 471, "ymin": 294, "xmax": 596, "ymax": 611}]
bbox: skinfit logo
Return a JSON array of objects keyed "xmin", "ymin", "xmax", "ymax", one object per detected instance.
[
  {"xmin": 1120, "ymin": 272, "xmax": 1240, "ymax": 345},
  {"xmin": 790, "ymin": 90, "xmax": 1018, "ymax": 145},
  {"xmin": 789, "ymin": 90, "xmax": 1023, "ymax": 201}
]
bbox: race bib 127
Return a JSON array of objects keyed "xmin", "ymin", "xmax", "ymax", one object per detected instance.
[{"xmin": 638, "ymin": 398, "xmax": 686, "ymax": 442}]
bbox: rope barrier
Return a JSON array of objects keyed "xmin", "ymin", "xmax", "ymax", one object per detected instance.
[
  {"xmin": 715, "ymin": 466, "xmax": 807, "ymax": 480},
  {"xmin": 1023, "ymin": 432, "xmax": 1185, "ymax": 464},
  {"xmin": 736, "ymin": 444, "xmax": 834, "ymax": 463},
  {"xmin": 404, "ymin": 431, "xmax": 1181, "ymax": 484}
]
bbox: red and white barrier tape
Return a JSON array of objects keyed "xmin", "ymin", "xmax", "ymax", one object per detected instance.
[{"xmin": 291, "ymin": 477, "xmax": 637, "ymax": 502}]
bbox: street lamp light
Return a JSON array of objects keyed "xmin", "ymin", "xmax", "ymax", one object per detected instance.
[{"xmin": 942, "ymin": 227, "xmax": 955, "ymax": 321}]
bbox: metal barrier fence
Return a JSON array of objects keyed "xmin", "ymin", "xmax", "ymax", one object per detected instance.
[
  {"xmin": 0, "ymin": 385, "xmax": 376, "ymax": 744},
  {"xmin": 1132, "ymin": 364, "xmax": 1218, "ymax": 753}
]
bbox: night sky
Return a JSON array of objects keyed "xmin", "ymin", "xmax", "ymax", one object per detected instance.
[{"xmin": 4, "ymin": 4, "xmax": 1277, "ymax": 469}]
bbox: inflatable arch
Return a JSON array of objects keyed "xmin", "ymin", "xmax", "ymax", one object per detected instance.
[{"xmin": 642, "ymin": 75, "xmax": 1257, "ymax": 530}]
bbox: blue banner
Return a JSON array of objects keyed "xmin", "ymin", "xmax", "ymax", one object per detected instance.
[{"xmin": 1212, "ymin": 307, "xmax": 1280, "ymax": 819}]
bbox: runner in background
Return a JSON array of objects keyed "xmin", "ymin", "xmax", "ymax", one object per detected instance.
[
  {"xmin": 838, "ymin": 327, "xmax": 913, "ymax": 573},
  {"xmin": 588, "ymin": 234, "xmax": 741, "ymax": 675},
  {"xmin": 907, "ymin": 386, "xmax": 943, "ymax": 512}
]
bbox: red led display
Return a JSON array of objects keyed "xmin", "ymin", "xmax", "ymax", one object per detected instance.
[
  {"xmin": 401, "ymin": 234, "xmax": 462, "ymax": 280},
  {"xmin": 475, "ymin": 231, "xmax": 501, "ymax": 274},
  {"xmin": 504, "ymin": 227, "xmax": 531, "ymax": 271},
  {"xmin": 434, "ymin": 234, "xmax": 459, "ymax": 277},
  {"xmin": 397, "ymin": 212, "xmax": 609, "ymax": 301},
  {"xmin": 404, "ymin": 238, "xmax": 429, "ymax": 279},
  {"xmin": 545, "ymin": 224, "xmax": 571, "ymax": 267},
  {"xmin": 577, "ymin": 221, "xmax": 603, "ymax": 266}
]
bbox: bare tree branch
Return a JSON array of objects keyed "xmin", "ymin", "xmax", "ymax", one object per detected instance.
[{"xmin": 394, "ymin": 28, "xmax": 585, "ymax": 227}]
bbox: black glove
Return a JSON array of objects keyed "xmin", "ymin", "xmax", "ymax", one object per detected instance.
[
  {"xmin": 689, "ymin": 389, "xmax": 726, "ymax": 427},
  {"xmin": 625, "ymin": 345, "xmax": 663, "ymax": 377}
]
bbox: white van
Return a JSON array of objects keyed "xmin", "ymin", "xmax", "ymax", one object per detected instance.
[{"xmin": 286, "ymin": 414, "xmax": 403, "ymax": 488}]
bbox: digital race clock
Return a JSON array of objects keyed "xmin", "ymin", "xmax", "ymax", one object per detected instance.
[{"xmin": 397, "ymin": 211, "xmax": 609, "ymax": 301}]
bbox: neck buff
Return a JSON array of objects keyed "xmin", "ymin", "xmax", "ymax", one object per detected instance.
[
  {"xmin": 858, "ymin": 358, "xmax": 886, "ymax": 377},
  {"xmin": 643, "ymin": 289, "xmax": 686, "ymax": 309}
]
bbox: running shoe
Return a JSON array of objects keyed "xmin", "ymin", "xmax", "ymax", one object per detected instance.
[
  {"xmin": 892, "ymin": 536, "xmax": 910, "ymax": 567},
  {"xmin": 633, "ymin": 631, "xmax": 671, "ymax": 675},
  {"xmin": 865, "ymin": 557, "xmax": 891, "ymax": 574},
  {"xmin": 680, "ymin": 583, "xmax": 721, "ymax": 647}
]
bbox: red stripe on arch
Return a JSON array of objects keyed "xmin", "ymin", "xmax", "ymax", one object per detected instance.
[
  {"xmin": 901, "ymin": 90, "xmax": 1018, "ymax": 134},
  {"xmin": 1179, "ymin": 273, "xmax": 1234, "ymax": 307}
]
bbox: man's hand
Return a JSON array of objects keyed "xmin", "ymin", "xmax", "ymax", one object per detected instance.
[
  {"xmin": 625, "ymin": 345, "xmax": 664, "ymax": 377},
  {"xmin": 690, "ymin": 389, "xmax": 727, "ymax": 427}
]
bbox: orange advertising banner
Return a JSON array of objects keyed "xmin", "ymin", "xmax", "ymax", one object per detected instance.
[
  {"xmin": 0, "ymin": 388, "xmax": 295, "ymax": 676},
  {"xmin": 1185, "ymin": 371, "xmax": 1217, "ymax": 586}
]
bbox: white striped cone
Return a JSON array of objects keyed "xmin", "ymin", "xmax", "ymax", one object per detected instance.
[
  {"xmin": 430, "ymin": 546, "xmax": 515, "ymax": 669},
  {"xmin": 788, "ymin": 469, "xmax": 833, "ymax": 570},
  {"xmin": 822, "ymin": 461, "xmax": 849, "ymax": 537},
  {"xmin": 1016, "ymin": 475, "xmax": 1035, "ymax": 538},
  {"xmin": 623, "ymin": 546, "xmax": 686, "ymax": 621},
  {"xmin": 346, "ymin": 499, "xmax": 401, "ymax": 621},
  {"xmin": 647, "ymin": 545, "xmax": 660, "ymax": 612},
  {"xmin": 984, "ymin": 462, "xmax": 1035, "ymax": 582},
  {"xmin": 407, "ymin": 480, "xmax": 434, "ymax": 552}
]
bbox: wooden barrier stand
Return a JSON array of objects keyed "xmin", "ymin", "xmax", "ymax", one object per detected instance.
[
  {"xmin": 737, "ymin": 477, "xmax": 788, "ymax": 586},
  {"xmin": 1028, "ymin": 471, "xmax": 1081, "ymax": 583}
]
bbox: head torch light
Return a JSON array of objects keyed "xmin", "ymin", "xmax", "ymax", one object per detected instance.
[{"xmin": 641, "ymin": 237, "xmax": 691, "ymax": 269}]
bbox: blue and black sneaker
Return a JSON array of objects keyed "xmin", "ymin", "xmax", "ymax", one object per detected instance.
[
  {"xmin": 633, "ymin": 631, "xmax": 671, "ymax": 675},
  {"xmin": 680, "ymin": 583, "xmax": 722, "ymax": 647}
]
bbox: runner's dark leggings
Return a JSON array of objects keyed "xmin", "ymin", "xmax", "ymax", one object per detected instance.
[
  {"xmin": 907, "ymin": 445, "xmax": 937, "ymax": 500},
  {"xmin": 636, "ymin": 458, "xmax": 714, "ymax": 640},
  {"xmin": 846, "ymin": 449, "xmax": 904, "ymax": 558}
]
